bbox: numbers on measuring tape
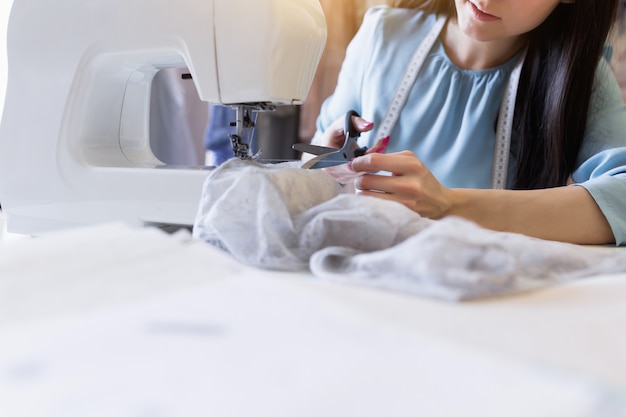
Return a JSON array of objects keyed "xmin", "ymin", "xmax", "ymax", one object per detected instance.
[{"xmin": 491, "ymin": 51, "xmax": 525, "ymax": 189}]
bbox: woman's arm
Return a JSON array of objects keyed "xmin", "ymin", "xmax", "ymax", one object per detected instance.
[
  {"xmin": 351, "ymin": 151, "xmax": 615, "ymax": 245},
  {"xmin": 448, "ymin": 186, "xmax": 614, "ymax": 245}
]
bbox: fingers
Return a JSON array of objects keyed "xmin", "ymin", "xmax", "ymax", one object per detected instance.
[
  {"xmin": 354, "ymin": 171, "xmax": 418, "ymax": 196},
  {"xmin": 330, "ymin": 114, "xmax": 374, "ymax": 135},
  {"xmin": 349, "ymin": 151, "xmax": 452, "ymax": 219},
  {"xmin": 352, "ymin": 116, "xmax": 374, "ymax": 133},
  {"xmin": 355, "ymin": 188, "xmax": 399, "ymax": 202},
  {"xmin": 365, "ymin": 136, "xmax": 390, "ymax": 154},
  {"xmin": 354, "ymin": 173, "xmax": 395, "ymax": 195},
  {"xmin": 322, "ymin": 115, "xmax": 375, "ymax": 149},
  {"xmin": 350, "ymin": 151, "xmax": 419, "ymax": 174},
  {"xmin": 351, "ymin": 151, "xmax": 425, "ymax": 198}
]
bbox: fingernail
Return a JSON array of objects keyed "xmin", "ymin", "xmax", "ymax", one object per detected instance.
[
  {"xmin": 361, "ymin": 120, "xmax": 374, "ymax": 128},
  {"xmin": 347, "ymin": 160, "xmax": 354, "ymax": 171},
  {"xmin": 367, "ymin": 136, "xmax": 391, "ymax": 154}
]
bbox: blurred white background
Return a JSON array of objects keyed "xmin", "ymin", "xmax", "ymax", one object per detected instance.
[
  {"xmin": 0, "ymin": 0, "xmax": 14, "ymax": 240},
  {"xmin": 0, "ymin": 0, "xmax": 12, "ymax": 119}
]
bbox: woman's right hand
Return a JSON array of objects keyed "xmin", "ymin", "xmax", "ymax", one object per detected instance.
[{"xmin": 318, "ymin": 114, "xmax": 375, "ymax": 148}]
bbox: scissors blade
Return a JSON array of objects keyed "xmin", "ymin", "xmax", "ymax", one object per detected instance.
[
  {"xmin": 299, "ymin": 109, "xmax": 364, "ymax": 169},
  {"xmin": 292, "ymin": 142, "xmax": 336, "ymax": 156},
  {"xmin": 300, "ymin": 152, "xmax": 348, "ymax": 169}
]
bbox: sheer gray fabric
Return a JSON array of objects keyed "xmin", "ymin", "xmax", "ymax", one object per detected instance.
[{"xmin": 194, "ymin": 160, "xmax": 626, "ymax": 301}]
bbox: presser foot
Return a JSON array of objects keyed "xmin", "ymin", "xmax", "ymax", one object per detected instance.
[
  {"xmin": 229, "ymin": 134, "xmax": 255, "ymax": 160},
  {"xmin": 228, "ymin": 103, "xmax": 275, "ymax": 160}
]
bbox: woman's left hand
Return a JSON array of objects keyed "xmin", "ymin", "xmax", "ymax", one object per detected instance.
[{"xmin": 350, "ymin": 150, "xmax": 454, "ymax": 219}]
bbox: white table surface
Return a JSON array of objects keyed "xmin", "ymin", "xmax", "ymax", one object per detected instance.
[{"xmin": 1, "ymin": 222, "xmax": 626, "ymax": 417}]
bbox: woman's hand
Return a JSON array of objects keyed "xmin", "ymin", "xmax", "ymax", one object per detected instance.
[
  {"xmin": 350, "ymin": 150, "xmax": 454, "ymax": 219},
  {"xmin": 318, "ymin": 114, "xmax": 375, "ymax": 148},
  {"xmin": 350, "ymin": 151, "xmax": 614, "ymax": 244}
]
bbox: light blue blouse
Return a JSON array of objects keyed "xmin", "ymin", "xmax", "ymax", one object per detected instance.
[{"xmin": 313, "ymin": 6, "xmax": 626, "ymax": 245}]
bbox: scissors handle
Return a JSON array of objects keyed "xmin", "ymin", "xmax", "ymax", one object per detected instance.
[
  {"xmin": 344, "ymin": 110, "xmax": 367, "ymax": 158},
  {"xmin": 297, "ymin": 109, "xmax": 368, "ymax": 169},
  {"xmin": 344, "ymin": 109, "xmax": 361, "ymax": 140}
]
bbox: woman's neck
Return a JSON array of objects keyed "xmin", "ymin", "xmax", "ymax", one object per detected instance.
[{"xmin": 441, "ymin": 17, "xmax": 527, "ymax": 70}]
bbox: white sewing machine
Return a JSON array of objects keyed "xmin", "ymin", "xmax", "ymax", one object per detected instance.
[{"xmin": 0, "ymin": 0, "xmax": 326, "ymax": 235}]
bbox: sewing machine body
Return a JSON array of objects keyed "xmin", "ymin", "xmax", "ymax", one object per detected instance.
[{"xmin": 0, "ymin": 0, "xmax": 326, "ymax": 234}]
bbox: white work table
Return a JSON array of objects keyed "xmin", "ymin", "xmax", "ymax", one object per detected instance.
[{"xmin": 1, "ymin": 222, "xmax": 626, "ymax": 417}]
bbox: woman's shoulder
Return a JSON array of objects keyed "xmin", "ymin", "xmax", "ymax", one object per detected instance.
[
  {"xmin": 359, "ymin": 6, "xmax": 441, "ymax": 48},
  {"xmin": 363, "ymin": 4, "xmax": 431, "ymax": 21}
]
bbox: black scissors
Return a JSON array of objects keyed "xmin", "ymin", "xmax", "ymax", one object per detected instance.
[{"xmin": 293, "ymin": 110, "xmax": 368, "ymax": 169}]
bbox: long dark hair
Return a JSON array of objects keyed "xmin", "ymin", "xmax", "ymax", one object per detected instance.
[{"xmin": 389, "ymin": 0, "xmax": 620, "ymax": 189}]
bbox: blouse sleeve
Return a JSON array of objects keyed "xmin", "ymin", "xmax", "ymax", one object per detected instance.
[
  {"xmin": 572, "ymin": 58, "xmax": 626, "ymax": 245},
  {"xmin": 310, "ymin": 6, "xmax": 387, "ymax": 145}
]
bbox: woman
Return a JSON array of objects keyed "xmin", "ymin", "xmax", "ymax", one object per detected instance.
[{"xmin": 312, "ymin": 0, "xmax": 626, "ymax": 245}]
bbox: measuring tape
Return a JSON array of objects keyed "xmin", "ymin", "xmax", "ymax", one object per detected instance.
[
  {"xmin": 374, "ymin": 15, "xmax": 525, "ymax": 189},
  {"xmin": 491, "ymin": 50, "xmax": 525, "ymax": 189}
]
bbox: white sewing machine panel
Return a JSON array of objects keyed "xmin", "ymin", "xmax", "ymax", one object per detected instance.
[{"xmin": 0, "ymin": 0, "xmax": 326, "ymax": 234}]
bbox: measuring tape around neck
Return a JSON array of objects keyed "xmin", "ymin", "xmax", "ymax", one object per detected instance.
[
  {"xmin": 491, "ymin": 50, "xmax": 525, "ymax": 189},
  {"xmin": 374, "ymin": 14, "xmax": 525, "ymax": 189}
]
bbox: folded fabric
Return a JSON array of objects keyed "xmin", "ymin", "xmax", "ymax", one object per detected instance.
[
  {"xmin": 193, "ymin": 159, "xmax": 343, "ymax": 269},
  {"xmin": 193, "ymin": 159, "xmax": 626, "ymax": 301},
  {"xmin": 310, "ymin": 217, "xmax": 626, "ymax": 300}
]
